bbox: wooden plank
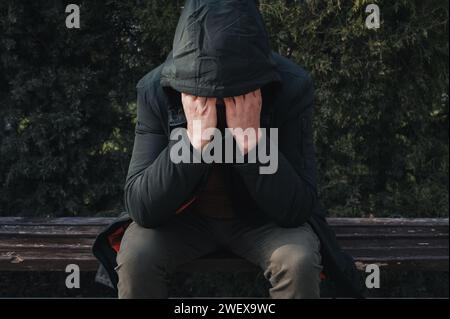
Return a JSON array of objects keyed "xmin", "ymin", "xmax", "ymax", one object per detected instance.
[
  {"xmin": 327, "ymin": 218, "xmax": 449, "ymax": 226},
  {"xmin": 354, "ymin": 256, "xmax": 449, "ymax": 271},
  {"xmin": 338, "ymin": 238, "xmax": 449, "ymax": 247},
  {"xmin": 1, "ymin": 217, "xmax": 447, "ymax": 232},
  {"xmin": 0, "ymin": 244, "xmax": 92, "ymax": 252},
  {"xmin": 343, "ymin": 247, "xmax": 449, "ymax": 258},
  {"xmin": 331, "ymin": 225, "xmax": 449, "ymax": 234},
  {"xmin": 2, "ymin": 237, "xmax": 447, "ymax": 250},
  {"xmin": 2, "ymin": 245, "xmax": 446, "ymax": 259},
  {"xmin": 0, "ymin": 217, "xmax": 448, "ymax": 226},
  {"xmin": 1, "ymin": 251, "xmax": 447, "ymax": 272},
  {"xmin": 0, "ymin": 225, "xmax": 103, "ymax": 237},
  {"xmin": 1, "ymin": 225, "xmax": 447, "ymax": 238},
  {"xmin": 1, "ymin": 236, "xmax": 447, "ymax": 251},
  {"xmin": 0, "ymin": 253, "xmax": 98, "ymax": 272},
  {"xmin": 0, "ymin": 237, "xmax": 95, "ymax": 246},
  {"xmin": 0, "ymin": 217, "xmax": 116, "ymax": 226}
]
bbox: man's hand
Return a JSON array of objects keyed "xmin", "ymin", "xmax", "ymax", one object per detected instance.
[
  {"xmin": 224, "ymin": 89, "xmax": 262, "ymax": 154},
  {"xmin": 182, "ymin": 93, "xmax": 217, "ymax": 151}
]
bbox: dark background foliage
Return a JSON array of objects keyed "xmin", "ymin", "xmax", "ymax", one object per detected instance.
[{"xmin": 0, "ymin": 0, "xmax": 448, "ymax": 218}]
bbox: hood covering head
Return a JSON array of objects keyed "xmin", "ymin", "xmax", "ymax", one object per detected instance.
[{"xmin": 160, "ymin": 0, "xmax": 281, "ymax": 98}]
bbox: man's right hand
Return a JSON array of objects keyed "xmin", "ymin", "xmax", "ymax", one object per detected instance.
[{"xmin": 181, "ymin": 93, "xmax": 217, "ymax": 151}]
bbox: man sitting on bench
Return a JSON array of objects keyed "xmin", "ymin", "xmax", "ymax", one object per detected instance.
[{"xmin": 94, "ymin": 0, "xmax": 360, "ymax": 299}]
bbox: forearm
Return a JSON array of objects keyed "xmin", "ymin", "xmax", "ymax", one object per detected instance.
[
  {"xmin": 234, "ymin": 150, "xmax": 318, "ymax": 227},
  {"xmin": 124, "ymin": 138, "xmax": 208, "ymax": 228}
]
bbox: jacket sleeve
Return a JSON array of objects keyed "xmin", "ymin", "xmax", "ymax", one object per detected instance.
[
  {"xmin": 124, "ymin": 87, "xmax": 208, "ymax": 228},
  {"xmin": 233, "ymin": 78, "xmax": 319, "ymax": 227}
]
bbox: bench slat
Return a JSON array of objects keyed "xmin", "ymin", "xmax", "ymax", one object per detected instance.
[
  {"xmin": 1, "ymin": 251, "xmax": 448, "ymax": 272},
  {"xmin": 1, "ymin": 237, "xmax": 448, "ymax": 250},
  {"xmin": 0, "ymin": 217, "xmax": 448, "ymax": 226},
  {"xmin": 2, "ymin": 225, "xmax": 448, "ymax": 237}
]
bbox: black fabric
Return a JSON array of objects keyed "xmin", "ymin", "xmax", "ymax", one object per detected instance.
[
  {"xmin": 92, "ymin": 211, "xmax": 131, "ymax": 292},
  {"xmin": 92, "ymin": 0, "xmax": 363, "ymax": 297}
]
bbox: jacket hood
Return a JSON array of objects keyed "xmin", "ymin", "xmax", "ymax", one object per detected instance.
[{"xmin": 160, "ymin": 0, "xmax": 281, "ymax": 98}]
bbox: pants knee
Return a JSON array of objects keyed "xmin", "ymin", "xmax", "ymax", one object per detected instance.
[
  {"xmin": 115, "ymin": 225, "xmax": 171, "ymax": 298},
  {"xmin": 268, "ymin": 244, "xmax": 322, "ymax": 278},
  {"xmin": 116, "ymin": 246, "xmax": 166, "ymax": 278},
  {"xmin": 266, "ymin": 244, "xmax": 322, "ymax": 298}
]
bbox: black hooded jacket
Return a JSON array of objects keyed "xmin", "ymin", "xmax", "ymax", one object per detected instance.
[{"xmin": 93, "ymin": 0, "xmax": 362, "ymax": 297}]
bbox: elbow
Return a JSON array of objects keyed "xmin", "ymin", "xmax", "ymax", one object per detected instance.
[
  {"xmin": 124, "ymin": 179, "xmax": 169, "ymax": 229},
  {"xmin": 275, "ymin": 188, "xmax": 318, "ymax": 228},
  {"xmin": 294, "ymin": 189, "xmax": 318, "ymax": 226},
  {"xmin": 125, "ymin": 198, "xmax": 169, "ymax": 229},
  {"xmin": 130, "ymin": 210, "xmax": 164, "ymax": 229}
]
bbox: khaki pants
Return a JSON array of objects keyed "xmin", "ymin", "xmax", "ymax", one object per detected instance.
[{"xmin": 116, "ymin": 211, "xmax": 322, "ymax": 299}]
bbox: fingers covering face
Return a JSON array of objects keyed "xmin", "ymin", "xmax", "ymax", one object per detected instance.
[
  {"xmin": 224, "ymin": 97, "xmax": 236, "ymax": 116},
  {"xmin": 205, "ymin": 97, "xmax": 217, "ymax": 111},
  {"xmin": 182, "ymin": 93, "xmax": 218, "ymax": 114},
  {"xmin": 245, "ymin": 89, "xmax": 261, "ymax": 102},
  {"xmin": 182, "ymin": 88, "xmax": 261, "ymax": 114},
  {"xmin": 181, "ymin": 92, "xmax": 193, "ymax": 104}
]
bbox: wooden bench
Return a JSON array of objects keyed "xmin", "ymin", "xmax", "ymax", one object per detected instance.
[{"xmin": 0, "ymin": 217, "xmax": 448, "ymax": 274}]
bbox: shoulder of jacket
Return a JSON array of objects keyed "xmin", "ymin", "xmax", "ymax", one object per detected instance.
[
  {"xmin": 136, "ymin": 63, "xmax": 164, "ymax": 89},
  {"xmin": 272, "ymin": 53, "xmax": 315, "ymax": 119},
  {"xmin": 272, "ymin": 52, "xmax": 313, "ymax": 95},
  {"xmin": 136, "ymin": 64, "xmax": 167, "ymax": 106}
]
